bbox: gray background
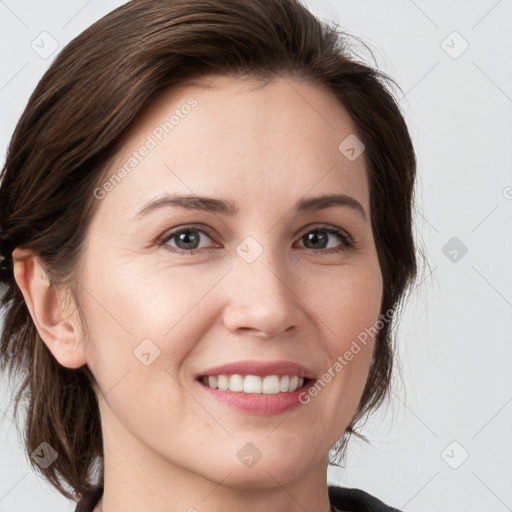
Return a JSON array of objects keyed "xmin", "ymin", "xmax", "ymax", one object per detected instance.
[{"xmin": 1, "ymin": 0, "xmax": 511, "ymax": 511}]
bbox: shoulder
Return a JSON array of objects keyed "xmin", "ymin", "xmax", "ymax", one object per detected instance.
[{"xmin": 328, "ymin": 485, "xmax": 403, "ymax": 512}]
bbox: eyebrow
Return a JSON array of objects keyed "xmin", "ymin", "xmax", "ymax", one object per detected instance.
[{"xmin": 133, "ymin": 193, "xmax": 367, "ymax": 221}]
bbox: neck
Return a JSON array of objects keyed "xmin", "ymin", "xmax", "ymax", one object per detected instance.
[{"xmin": 96, "ymin": 407, "xmax": 333, "ymax": 512}]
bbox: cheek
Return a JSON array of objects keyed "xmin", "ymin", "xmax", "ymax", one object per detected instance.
[
  {"xmin": 80, "ymin": 259, "xmax": 222, "ymax": 387},
  {"xmin": 304, "ymin": 262, "xmax": 383, "ymax": 350},
  {"xmin": 301, "ymin": 263, "xmax": 382, "ymax": 412},
  {"xmin": 81, "ymin": 260, "xmax": 206, "ymax": 441}
]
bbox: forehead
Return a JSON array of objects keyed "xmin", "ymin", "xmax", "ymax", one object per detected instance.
[{"xmin": 94, "ymin": 74, "xmax": 370, "ymax": 219}]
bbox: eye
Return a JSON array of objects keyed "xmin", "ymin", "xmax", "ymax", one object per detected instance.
[
  {"xmin": 158, "ymin": 225, "xmax": 218, "ymax": 254},
  {"xmin": 157, "ymin": 223, "xmax": 355, "ymax": 255},
  {"xmin": 295, "ymin": 225, "xmax": 354, "ymax": 253}
]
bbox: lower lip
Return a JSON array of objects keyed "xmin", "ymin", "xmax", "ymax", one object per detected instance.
[{"xmin": 196, "ymin": 379, "xmax": 315, "ymax": 415}]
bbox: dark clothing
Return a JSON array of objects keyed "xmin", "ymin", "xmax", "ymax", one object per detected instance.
[
  {"xmin": 74, "ymin": 484, "xmax": 403, "ymax": 511},
  {"xmin": 328, "ymin": 486, "xmax": 403, "ymax": 511}
]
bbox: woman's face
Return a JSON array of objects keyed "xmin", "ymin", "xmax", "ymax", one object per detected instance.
[{"xmin": 77, "ymin": 74, "xmax": 383, "ymax": 488}]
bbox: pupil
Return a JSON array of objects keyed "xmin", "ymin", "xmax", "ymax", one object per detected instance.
[
  {"xmin": 306, "ymin": 231, "xmax": 327, "ymax": 249},
  {"xmin": 178, "ymin": 231, "xmax": 199, "ymax": 249}
]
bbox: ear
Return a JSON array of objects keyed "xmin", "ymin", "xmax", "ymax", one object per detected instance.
[{"xmin": 12, "ymin": 247, "xmax": 88, "ymax": 369}]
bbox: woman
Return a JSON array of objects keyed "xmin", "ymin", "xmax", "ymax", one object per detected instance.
[{"xmin": 0, "ymin": 1, "xmax": 419, "ymax": 511}]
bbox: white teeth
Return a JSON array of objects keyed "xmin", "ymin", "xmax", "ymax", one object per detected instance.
[
  {"xmin": 262, "ymin": 375, "xmax": 280, "ymax": 394},
  {"xmin": 243, "ymin": 375, "xmax": 262, "ymax": 393},
  {"xmin": 202, "ymin": 374, "xmax": 308, "ymax": 394},
  {"xmin": 279, "ymin": 375, "xmax": 290, "ymax": 392},
  {"xmin": 217, "ymin": 375, "xmax": 229, "ymax": 391},
  {"xmin": 229, "ymin": 374, "xmax": 244, "ymax": 392}
]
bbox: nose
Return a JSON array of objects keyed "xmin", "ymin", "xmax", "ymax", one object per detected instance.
[{"xmin": 221, "ymin": 247, "xmax": 306, "ymax": 339}]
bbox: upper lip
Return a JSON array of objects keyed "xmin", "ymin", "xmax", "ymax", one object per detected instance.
[{"xmin": 197, "ymin": 360, "xmax": 316, "ymax": 379}]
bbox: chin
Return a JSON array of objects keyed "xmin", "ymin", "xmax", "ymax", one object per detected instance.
[
  {"xmin": 202, "ymin": 448, "xmax": 314, "ymax": 489},
  {"xmin": 216, "ymin": 463, "xmax": 307, "ymax": 490}
]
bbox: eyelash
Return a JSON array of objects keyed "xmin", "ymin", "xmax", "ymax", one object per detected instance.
[{"xmin": 157, "ymin": 223, "xmax": 356, "ymax": 255}]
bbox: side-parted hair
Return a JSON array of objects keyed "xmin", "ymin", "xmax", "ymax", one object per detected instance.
[{"xmin": 0, "ymin": 0, "xmax": 420, "ymax": 502}]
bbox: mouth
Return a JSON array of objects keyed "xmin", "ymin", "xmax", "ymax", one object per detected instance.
[{"xmin": 195, "ymin": 360, "xmax": 316, "ymax": 415}]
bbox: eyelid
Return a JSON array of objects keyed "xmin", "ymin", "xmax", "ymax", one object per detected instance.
[
  {"xmin": 296, "ymin": 222, "xmax": 351, "ymax": 240},
  {"xmin": 157, "ymin": 223, "xmax": 218, "ymax": 251},
  {"xmin": 295, "ymin": 223, "xmax": 355, "ymax": 251}
]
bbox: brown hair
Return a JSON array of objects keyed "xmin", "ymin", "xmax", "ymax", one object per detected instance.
[{"xmin": 0, "ymin": 0, "xmax": 421, "ymax": 503}]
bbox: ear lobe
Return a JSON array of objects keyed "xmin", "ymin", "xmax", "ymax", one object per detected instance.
[{"xmin": 12, "ymin": 247, "xmax": 88, "ymax": 369}]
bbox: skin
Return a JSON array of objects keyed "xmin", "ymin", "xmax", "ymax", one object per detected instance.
[{"xmin": 13, "ymin": 74, "xmax": 383, "ymax": 512}]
